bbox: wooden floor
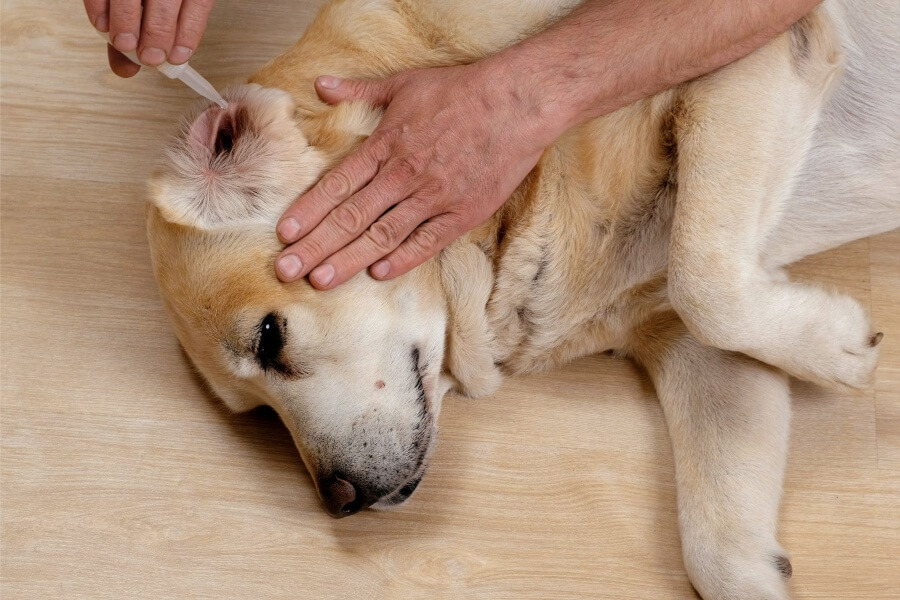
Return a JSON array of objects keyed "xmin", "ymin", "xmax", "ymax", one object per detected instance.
[{"xmin": 1, "ymin": 1, "xmax": 898, "ymax": 598}]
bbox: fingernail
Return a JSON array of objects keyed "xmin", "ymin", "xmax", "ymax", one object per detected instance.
[
  {"xmin": 139, "ymin": 47, "xmax": 166, "ymax": 66},
  {"xmin": 95, "ymin": 14, "xmax": 109, "ymax": 32},
  {"xmin": 311, "ymin": 264, "xmax": 335, "ymax": 286},
  {"xmin": 112, "ymin": 33, "xmax": 138, "ymax": 52},
  {"xmin": 371, "ymin": 261, "xmax": 390, "ymax": 279},
  {"xmin": 277, "ymin": 217, "xmax": 301, "ymax": 243},
  {"xmin": 318, "ymin": 75, "xmax": 341, "ymax": 90},
  {"xmin": 169, "ymin": 45, "xmax": 193, "ymax": 65},
  {"xmin": 277, "ymin": 254, "xmax": 303, "ymax": 280}
]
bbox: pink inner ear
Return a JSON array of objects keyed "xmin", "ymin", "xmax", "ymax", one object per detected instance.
[{"xmin": 187, "ymin": 103, "xmax": 241, "ymax": 152}]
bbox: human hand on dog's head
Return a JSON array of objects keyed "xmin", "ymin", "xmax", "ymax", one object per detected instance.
[
  {"xmin": 83, "ymin": 0, "xmax": 215, "ymax": 78},
  {"xmin": 274, "ymin": 58, "xmax": 563, "ymax": 290}
]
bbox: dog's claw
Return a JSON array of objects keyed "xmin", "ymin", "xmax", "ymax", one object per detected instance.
[{"xmin": 773, "ymin": 555, "xmax": 793, "ymax": 579}]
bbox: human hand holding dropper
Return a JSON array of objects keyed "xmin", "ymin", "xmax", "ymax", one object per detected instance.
[{"xmin": 83, "ymin": 0, "xmax": 216, "ymax": 78}]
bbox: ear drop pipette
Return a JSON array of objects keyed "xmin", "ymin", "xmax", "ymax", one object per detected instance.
[{"xmin": 97, "ymin": 31, "xmax": 228, "ymax": 108}]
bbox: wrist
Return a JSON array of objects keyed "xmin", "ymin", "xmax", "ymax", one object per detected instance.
[{"xmin": 481, "ymin": 35, "xmax": 608, "ymax": 146}]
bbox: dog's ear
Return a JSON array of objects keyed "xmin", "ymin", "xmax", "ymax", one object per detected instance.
[
  {"xmin": 438, "ymin": 240, "xmax": 502, "ymax": 397},
  {"xmin": 186, "ymin": 103, "xmax": 248, "ymax": 156},
  {"xmin": 149, "ymin": 84, "xmax": 326, "ymax": 230}
]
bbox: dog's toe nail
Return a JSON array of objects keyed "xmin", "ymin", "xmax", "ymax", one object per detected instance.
[
  {"xmin": 870, "ymin": 332, "xmax": 884, "ymax": 347},
  {"xmin": 773, "ymin": 555, "xmax": 793, "ymax": 579}
]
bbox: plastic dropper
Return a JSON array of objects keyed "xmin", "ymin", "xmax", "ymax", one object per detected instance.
[{"xmin": 97, "ymin": 31, "xmax": 227, "ymax": 108}]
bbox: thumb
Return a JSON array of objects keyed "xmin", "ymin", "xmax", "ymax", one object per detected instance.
[{"xmin": 314, "ymin": 74, "xmax": 399, "ymax": 106}]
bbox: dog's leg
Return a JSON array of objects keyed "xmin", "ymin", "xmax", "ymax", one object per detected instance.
[
  {"xmin": 629, "ymin": 311, "xmax": 792, "ymax": 600},
  {"xmin": 668, "ymin": 14, "xmax": 881, "ymax": 389}
]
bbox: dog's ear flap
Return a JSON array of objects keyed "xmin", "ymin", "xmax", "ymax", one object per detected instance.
[
  {"xmin": 149, "ymin": 85, "xmax": 325, "ymax": 230},
  {"xmin": 438, "ymin": 241, "xmax": 501, "ymax": 397}
]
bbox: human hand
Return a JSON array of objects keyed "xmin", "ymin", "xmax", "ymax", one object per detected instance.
[
  {"xmin": 83, "ymin": 0, "xmax": 215, "ymax": 78},
  {"xmin": 275, "ymin": 60, "xmax": 561, "ymax": 289}
]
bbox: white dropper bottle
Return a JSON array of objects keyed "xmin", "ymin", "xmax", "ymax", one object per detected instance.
[{"xmin": 97, "ymin": 31, "xmax": 228, "ymax": 108}]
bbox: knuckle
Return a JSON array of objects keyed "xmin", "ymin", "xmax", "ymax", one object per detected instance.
[
  {"xmin": 353, "ymin": 78, "xmax": 381, "ymax": 99},
  {"xmin": 366, "ymin": 134, "xmax": 390, "ymax": 160},
  {"xmin": 347, "ymin": 79, "xmax": 367, "ymax": 95},
  {"xmin": 421, "ymin": 177, "xmax": 447, "ymax": 199},
  {"xmin": 377, "ymin": 127, "xmax": 401, "ymax": 147},
  {"xmin": 115, "ymin": 7, "xmax": 142, "ymax": 25},
  {"xmin": 365, "ymin": 137, "xmax": 392, "ymax": 171},
  {"xmin": 395, "ymin": 153, "xmax": 427, "ymax": 180},
  {"xmin": 142, "ymin": 19, "xmax": 175, "ymax": 41},
  {"xmin": 322, "ymin": 171, "xmax": 351, "ymax": 198},
  {"xmin": 297, "ymin": 237, "xmax": 325, "ymax": 262},
  {"xmin": 331, "ymin": 203, "xmax": 367, "ymax": 235},
  {"xmin": 177, "ymin": 20, "xmax": 204, "ymax": 42},
  {"xmin": 366, "ymin": 220, "xmax": 400, "ymax": 252},
  {"xmin": 409, "ymin": 225, "xmax": 442, "ymax": 252},
  {"xmin": 179, "ymin": 5, "xmax": 213, "ymax": 37}
]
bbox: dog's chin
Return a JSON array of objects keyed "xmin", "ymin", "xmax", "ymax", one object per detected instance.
[
  {"xmin": 370, "ymin": 421, "xmax": 436, "ymax": 510},
  {"xmin": 370, "ymin": 467, "xmax": 427, "ymax": 510}
]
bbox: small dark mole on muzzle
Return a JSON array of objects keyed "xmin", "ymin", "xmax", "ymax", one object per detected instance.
[{"xmin": 375, "ymin": 380, "xmax": 386, "ymax": 389}]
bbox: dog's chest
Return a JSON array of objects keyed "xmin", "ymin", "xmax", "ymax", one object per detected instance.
[
  {"xmin": 483, "ymin": 185, "xmax": 674, "ymax": 375},
  {"xmin": 481, "ymin": 125, "xmax": 676, "ymax": 373}
]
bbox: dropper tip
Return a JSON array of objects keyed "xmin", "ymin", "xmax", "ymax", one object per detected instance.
[{"xmin": 177, "ymin": 64, "xmax": 229, "ymax": 111}]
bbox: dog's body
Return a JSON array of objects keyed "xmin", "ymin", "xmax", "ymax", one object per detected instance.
[{"xmin": 146, "ymin": 1, "xmax": 900, "ymax": 598}]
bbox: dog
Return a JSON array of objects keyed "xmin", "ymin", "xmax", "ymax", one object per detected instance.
[{"xmin": 145, "ymin": 0, "xmax": 900, "ymax": 598}]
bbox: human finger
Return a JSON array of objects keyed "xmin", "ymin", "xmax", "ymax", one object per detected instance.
[
  {"xmin": 314, "ymin": 74, "xmax": 401, "ymax": 107},
  {"xmin": 276, "ymin": 135, "xmax": 388, "ymax": 245},
  {"xmin": 371, "ymin": 213, "xmax": 464, "ymax": 280},
  {"xmin": 305, "ymin": 198, "xmax": 431, "ymax": 289},
  {"xmin": 276, "ymin": 171, "xmax": 407, "ymax": 282},
  {"xmin": 84, "ymin": 0, "xmax": 110, "ymax": 31},
  {"xmin": 138, "ymin": 0, "xmax": 183, "ymax": 66},
  {"xmin": 109, "ymin": 0, "xmax": 142, "ymax": 55},
  {"xmin": 169, "ymin": 0, "xmax": 215, "ymax": 64}
]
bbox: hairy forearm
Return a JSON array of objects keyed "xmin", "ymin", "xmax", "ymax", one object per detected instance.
[{"xmin": 488, "ymin": 0, "xmax": 822, "ymax": 138}]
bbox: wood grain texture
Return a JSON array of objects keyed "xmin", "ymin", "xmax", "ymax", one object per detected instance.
[{"xmin": 1, "ymin": 1, "xmax": 897, "ymax": 598}]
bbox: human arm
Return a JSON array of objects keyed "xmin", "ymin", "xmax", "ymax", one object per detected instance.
[{"xmin": 276, "ymin": 0, "xmax": 822, "ymax": 289}]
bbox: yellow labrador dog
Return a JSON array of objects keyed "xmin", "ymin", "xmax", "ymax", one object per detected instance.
[{"xmin": 146, "ymin": 0, "xmax": 899, "ymax": 598}]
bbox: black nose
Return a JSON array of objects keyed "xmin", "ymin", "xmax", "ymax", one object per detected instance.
[{"xmin": 318, "ymin": 474, "xmax": 364, "ymax": 518}]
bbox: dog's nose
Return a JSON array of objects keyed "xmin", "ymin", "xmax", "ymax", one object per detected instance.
[{"xmin": 318, "ymin": 473, "xmax": 363, "ymax": 518}]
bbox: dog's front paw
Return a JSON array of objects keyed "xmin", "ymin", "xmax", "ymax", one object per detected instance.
[
  {"xmin": 801, "ymin": 293, "xmax": 882, "ymax": 389},
  {"xmin": 685, "ymin": 547, "xmax": 792, "ymax": 600}
]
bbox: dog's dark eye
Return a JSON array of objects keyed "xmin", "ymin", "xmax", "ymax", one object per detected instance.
[{"xmin": 256, "ymin": 313, "xmax": 284, "ymax": 370}]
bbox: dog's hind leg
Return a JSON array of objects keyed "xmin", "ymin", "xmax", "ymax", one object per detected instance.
[
  {"xmin": 628, "ymin": 311, "xmax": 792, "ymax": 600},
  {"xmin": 667, "ymin": 11, "xmax": 881, "ymax": 389}
]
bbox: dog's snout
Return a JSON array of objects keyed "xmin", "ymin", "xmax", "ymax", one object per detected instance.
[{"xmin": 318, "ymin": 473, "xmax": 364, "ymax": 518}]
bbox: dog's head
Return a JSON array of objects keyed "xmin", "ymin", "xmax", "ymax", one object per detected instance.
[{"xmin": 146, "ymin": 84, "xmax": 479, "ymax": 517}]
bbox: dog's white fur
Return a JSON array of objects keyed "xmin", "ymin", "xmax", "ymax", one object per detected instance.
[{"xmin": 146, "ymin": 1, "xmax": 900, "ymax": 598}]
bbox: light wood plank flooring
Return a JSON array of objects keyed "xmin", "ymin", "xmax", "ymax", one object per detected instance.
[{"xmin": 2, "ymin": 1, "xmax": 897, "ymax": 597}]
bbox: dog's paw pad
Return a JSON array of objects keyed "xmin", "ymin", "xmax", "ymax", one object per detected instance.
[
  {"xmin": 870, "ymin": 332, "xmax": 884, "ymax": 348},
  {"xmin": 773, "ymin": 555, "xmax": 793, "ymax": 579}
]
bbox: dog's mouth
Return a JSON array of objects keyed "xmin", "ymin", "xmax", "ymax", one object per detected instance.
[
  {"xmin": 370, "ymin": 347, "xmax": 437, "ymax": 509},
  {"xmin": 371, "ymin": 411, "xmax": 435, "ymax": 510},
  {"xmin": 372, "ymin": 464, "xmax": 427, "ymax": 508}
]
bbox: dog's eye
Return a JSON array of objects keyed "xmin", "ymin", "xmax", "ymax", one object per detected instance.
[{"xmin": 256, "ymin": 313, "xmax": 284, "ymax": 370}]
